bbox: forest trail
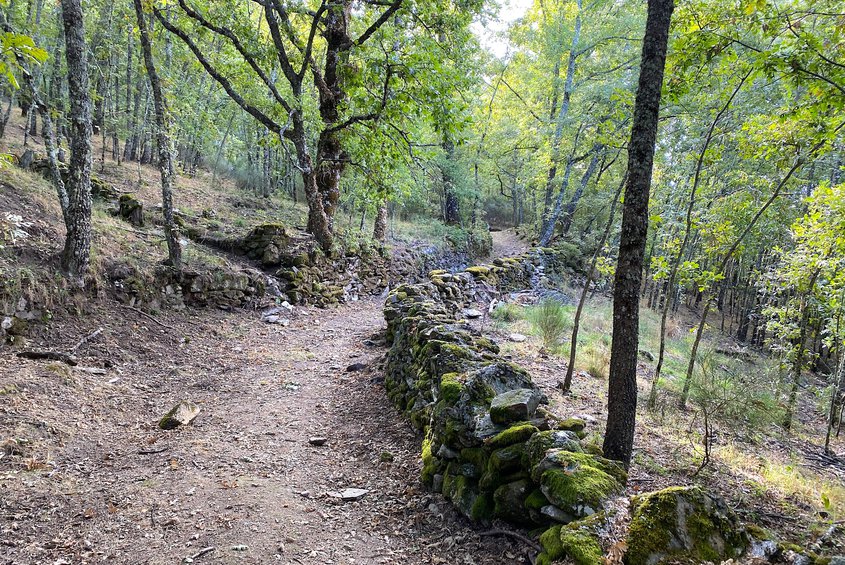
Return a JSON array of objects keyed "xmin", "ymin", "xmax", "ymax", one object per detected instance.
[
  {"xmin": 490, "ymin": 230, "xmax": 530, "ymax": 259},
  {"xmin": 2, "ymin": 297, "xmax": 528, "ymax": 564}
]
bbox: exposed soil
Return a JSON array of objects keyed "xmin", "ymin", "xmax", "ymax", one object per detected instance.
[{"xmin": 1, "ymin": 298, "xmax": 534, "ymax": 564}]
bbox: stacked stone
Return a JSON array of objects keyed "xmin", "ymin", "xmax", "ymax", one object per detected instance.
[
  {"xmin": 383, "ymin": 245, "xmax": 761, "ymax": 565},
  {"xmin": 383, "ymin": 247, "xmax": 628, "ymax": 534}
]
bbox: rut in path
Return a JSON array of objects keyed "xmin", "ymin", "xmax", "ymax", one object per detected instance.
[{"xmin": 2, "ymin": 298, "xmax": 530, "ymax": 564}]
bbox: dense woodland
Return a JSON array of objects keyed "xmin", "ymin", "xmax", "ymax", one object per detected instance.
[{"xmin": 1, "ymin": 0, "xmax": 845, "ymax": 559}]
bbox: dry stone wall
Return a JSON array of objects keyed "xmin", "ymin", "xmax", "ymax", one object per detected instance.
[{"xmin": 380, "ymin": 247, "xmax": 787, "ymax": 565}]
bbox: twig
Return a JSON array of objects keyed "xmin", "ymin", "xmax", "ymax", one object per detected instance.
[
  {"xmin": 478, "ymin": 529, "xmax": 542, "ymax": 552},
  {"xmin": 138, "ymin": 446, "xmax": 169, "ymax": 455},
  {"xmin": 17, "ymin": 350, "xmax": 78, "ymax": 366},
  {"xmin": 186, "ymin": 546, "xmax": 215, "ymax": 561},
  {"xmin": 71, "ymin": 327, "xmax": 103, "ymax": 353},
  {"xmin": 121, "ymin": 305, "xmax": 175, "ymax": 330}
]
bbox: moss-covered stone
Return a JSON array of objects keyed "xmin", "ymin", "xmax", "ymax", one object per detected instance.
[
  {"xmin": 624, "ymin": 486, "xmax": 749, "ymax": 565},
  {"xmin": 539, "ymin": 525, "xmax": 565, "ymax": 561},
  {"xmin": 524, "ymin": 429, "xmax": 583, "ymax": 468},
  {"xmin": 486, "ymin": 423, "xmax": 539, "ymax": 449},
  {"xmin": 489, "ymin": 388, "xmax": 541, "ymax": 425},
  {"xmin": 439, "ymin": 372, "xmax": 464, "ymax": 405},
  {"xmin": 493, "ymin": 479, "xmax": 533, "ymax": 523},
  {"xmin": 488, "ymin": 443, "xmax": 526, "ymax": 475},
  {"xmin": 525, "ymin": 488, "xmax": 549, "ymax": 511},
  {"xmin": 557, "ymin": 417, "xmax": 586, "ymax": 433},
  {"xmin": 535, "ymin": 451, "xmax": 623, "ymax": 517},
  {"xmin": 560, "ymin": 527, "xmax": 603, "ymax": 565}
]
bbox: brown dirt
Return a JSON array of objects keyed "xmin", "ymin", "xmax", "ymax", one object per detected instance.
[
  {"xmin": 490, "ymin": 230, "xmax": 530, "ymax": 259},
  {"xmin": 1, "ymin": 299, "xmax": 533, "ymax": 564}
]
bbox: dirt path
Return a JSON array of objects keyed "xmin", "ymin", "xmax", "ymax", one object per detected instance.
[
  {"xmin": 1, "ymin": 300, "xmax": 529, "ymax": 564},
  {"xmin": 490, "ymin": 230, "xmax": 530, "ymax": 259}
]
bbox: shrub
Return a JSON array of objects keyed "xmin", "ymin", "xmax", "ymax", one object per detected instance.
[
  {"xmin": 527, "ymin": 299, "xmax": 571, "ymax": 352},
  {"xmin": 491, "ymin": 302, "xmax": 522, "ymax": 323}
]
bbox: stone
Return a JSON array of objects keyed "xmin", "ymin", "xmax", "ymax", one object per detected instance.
[
  {"xmin": 509, "ymin": 333, "xmax": 527, "ymax": 342},
  {"xmin": 624, "ymin": 486, "xmax": 749, "ymax": 565},
  {"xmin": 489, "ymin": 388, "xmax": 541, "ymax": 425},
  {"xmin": 159, "ymin": 400, "xmax": 200, "ymax": 430},
  {"xmin": 464, "ymin": 308, "xmax": 483, "ymax": 319},
  {"xmin": 1, "ymin": 315, "xmax": 27, "ymax": 336},
  {"xmin": 493, "ymin": 479, "xmax": 532, "ymax": 523},
  {"xmin": 524, "ymin": 430, "xmax": 583, "ymax": 468},
  {"xmin": 534, "ymin": 450, "xmax": 625, "ymax": 519},
  {"xmin": 118, "ymin": 194, "xmax": 144, "ymax": 227},
  {"xmin": 346, "ymin": 362, "xmax": 367, "ymax": 372},
  {"xmin": 340, "ymin": 488, "xmax": 369, "ymax": 501},
  {"xmin": 308, "ymin": 436, "xmax": 327, "ymax": 446},
  {"xmin": 540, "ymin": 504, "xmax": 574, "ymax": 523}
]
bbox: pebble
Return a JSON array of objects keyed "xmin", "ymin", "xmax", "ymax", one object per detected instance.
[{"xmin": 509, "ymin": 333, "xmax": 527, "ymax": 342}]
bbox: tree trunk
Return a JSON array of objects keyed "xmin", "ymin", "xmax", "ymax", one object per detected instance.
[
  {"xmin": 562, "ymin": 172, "xmax": 626, "ymax": 392},
  {"xmin": 59, "ymin": 0, "xmax": 94, "ymax": 286},
  {"xmin": 373, "ymin": 202, "xmax": 388, "ymax": 242},
  {"xmin": 560, "ymin": 144, "xmax": 602, "ymax": 235},
  {"xmin": 602, "ymin": 0, "xmax": 674, "ymax": 466},
  {"xmin": 134, "ymin": 0, "xmax": 181, "ymax": 269},
  {"xmin": 541, "ymin": 0, "xmax": 582, "ymax": 232}
]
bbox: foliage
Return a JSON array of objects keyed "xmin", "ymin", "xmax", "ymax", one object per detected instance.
[{"xmin": 527, "ymin": 299, "xmax": 571, "ymax": 351}]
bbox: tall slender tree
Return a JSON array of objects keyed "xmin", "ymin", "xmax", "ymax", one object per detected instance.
[
  {"xmin": 133, "ymin": 0, "xmax": 181, "ymax": 268},
  {"xmin": 59, "ymin": 0, "xmax": 93, "ymax": 286},
  {"xmin": 602, "ymin": 0, "xmax": 674, "ymax": 466}
]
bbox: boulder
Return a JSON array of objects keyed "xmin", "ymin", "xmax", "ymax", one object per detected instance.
[
  {"xmin": 159, "ymin": 400, "xmax": 200, "ymax": 430},
  {"xmin": 624, "ymin": 486, "xmax": 749, "ymax": 565},
  {"xmin": 118, "ymin": 194, "xmax": 144, "ymax": 227},
  {"xmin": 490, "ymin": 388, "xmax": 541, "ymax": 425},
  {"xmin": 537, "ymin": 512, "xmax": 609, "ymax": 565},
  {"xmin": 524, "ymin": 429, "xmax": 583, "ymax": 468},
  {"xmin": 534, "ymin": 450, "xmax": 625, "ymax": 519}
]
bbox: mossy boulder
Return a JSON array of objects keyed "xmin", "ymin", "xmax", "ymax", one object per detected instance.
[
  {"xmin": 534, "ymin": 450, "xmax": 625, "ymax": 518},
  {"xmin": 524, "ymin": 429, "xmax": 583, "ymax": 468},
  {"xmin": 624, "ymin": 486, "xmax": 749, "ymax": 565},
  {"xmin": 537, "ymin": 512, "xmax": 609, "ymax": 565},
  {"xmin": 118, "ymin": 194, "xmax": 144, "ymax": 226},
  {"xmin": 493, "ymin": 479, "xmax": 533, "ymax": 523},
  {"xmin": 486, "ymin": 423, "xmax": 539, "ymax": 449}
]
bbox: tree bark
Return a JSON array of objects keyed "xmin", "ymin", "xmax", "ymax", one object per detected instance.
[
  {"xmin": 59, "ymin": 0, "xmax": 94, "ymax": 286},
  {"xmin": 602, "ymin": 0, "xmax": 674, "ymax": 467},
  {"xmin": 134, "ymin": 0, "xmax": 181, "ymax": 269},
  {"xmin": 373, "ymin": 202, "xmax": 388, "ymax": 242}
]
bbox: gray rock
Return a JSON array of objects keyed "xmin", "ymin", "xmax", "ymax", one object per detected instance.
[
  {"xmin": 508, "ymin": 333, "xmax": 527, "ymax": 342},
  {"xmin": 308, "ymin": 436, "xmax": 327, "ymax": 446},
  {"xmin": 489, "ymin": 388, "xmax": 541, "ymax": 425},
  {"xmin": 340, "ymin": 488, "xmax": 369, "ymax": 501},
  {"xmin": 464, "ymin": 308, "xmax": 483, "ymax": 319},
  {"xmin": 748, "ymin": 540, "xmax": 778, "ymax": 559},
  {"xmin": 159, "ymin": 400, "xmax": 200, "ymax": 430},
  {"xmin": 493, "ymin": 479, "xmax": 532, "ymax": 523},
  {"xmin": 540, "ymin": 504, "xmax": 575, "ymax": 523}
]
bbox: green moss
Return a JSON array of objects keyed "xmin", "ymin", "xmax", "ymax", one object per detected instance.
[
  {"xmin": 625, "ymin": 486, "xmax": 748, "ymax": 565},
  {"xmin": 466, "ymin": 266, "xmax": 491, "ymax": 276},
  {"xmin": 524, "ymin": 430, "xmax": 583, "ymax": 468},
  {"xmin": 557, "ymin": 417, "xmax": 586, "ymax": 433},
  {"xmin": 471, "ymin": 492, "xmax": 495, "ymax": 521},
  {"xmin": 524, "ymin": 488, "xmax": 549, "ymax": 511},
  {"xmin": 539, "ymin": 525, "xmax": 564, "ymax": 560},
  {"xmin": 460, "ymin": 447, "xmax": 489, "ymax": 470},
  {"xmin": 439, "ymin": 372, "xmax": 464, "ymax": 404},
  {"xmin": 488, "ymin": 443, "xmax": 526, "ymax": 475},
  {"xmin": 559, "ymin": 527, "xmax": 603, "ymax": 565},
  {"xmin": 540, "ymin": 465, "xmax": 619, "ymax": 515},
  {"xmin": 421, "ymin": 437, "xmax": 438, "ymax": 485},
  {"xmin": 486, "ymin": 423, "xmax": 539, "ymax": 449}
]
